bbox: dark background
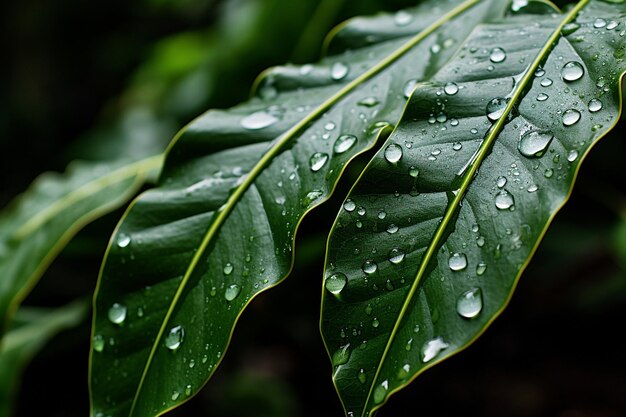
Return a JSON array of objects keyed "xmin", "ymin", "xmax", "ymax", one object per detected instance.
[{"xmin": 2, "ymin": 0, "xmax": 626, "ymax": 416}]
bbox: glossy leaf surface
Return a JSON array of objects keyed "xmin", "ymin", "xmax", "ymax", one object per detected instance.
[
  {"xmin": 0, "ymin": 156, "xmax": 162, "ymax": 335},
  {"xmin": 90, "ymin": 1, "xmax": 507, "ymax": 415},
  {"xmin": 321, "ymin": 1, "xmax": 626, "ymax": 416}
]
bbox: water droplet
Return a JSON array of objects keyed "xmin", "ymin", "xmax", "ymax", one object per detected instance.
[
  {"xmin": 93, "ymin": 335, "xmax": 105, "ymax": 352},
  {"xmin": 116, "ymin": 233, "xmax": 131, "ymax": 248},
  {"xmin": 377, "ymin": 210, "xmax": 387, "ymax": 219},
  {"xmin": 362, "ymin": 260, "xmax": 378, "ymax": 275},
  {"xmin": 496, "ymin": 176, "xmax": 507, "ymax": 188},
  {"xmin": 567, "ymin": 149, "xmax": 579, "ymax": 162},
  {"xmin": 165, "ymin": 325, "xmax": 185, "ymax": 351},
  {"xmin": 409, "ymin": 166, "xmax": 419, "ymax": 178},
  {"xmin": 527, "ymin": 184, "xmax": 538, "ymax": 193},
  {"xmin": 344, "ymin": 199, "xmax": 356, "ymax": 212},
  {"xmin": 171, "ymin": 392, "xmax": 180, "ymax": 401},
  {"xmin": 331, "ymin": 62, "xmax": 349, "ymax": 80},
  {"xmin": 365, "ymin": 304, "xmax": 373, "ymax": 315},
  {"xmin": 536, "ymin": 93, "xmax": 549, "ymax": 102},
  {"xmin": 108, "ymin": 303, "xmax": 127, "ymax": 325},
  {"xmin": 309, "ymin": 152, "xmax": 329, "ymax": 172},
  {"xmin": 394, "ymin": 10, "xmax": 412, "ymax": 26},
  {"xmin": 486, "ymin": 97, "xmax": 509, "ymax": 122},
  {"xmin": 540, "ymin": 78, "xmax": 553, "ymax": 87},
  {"xmin": 476, "ymin": 262, "xmax": 487, "ymax": 276},
  {"xmin": 544, "ymin": 168, "xmax": 554, "ymax": 178},
  {"xmin": 223, "ymin": 262, "xmax": 234, "ymax": 275},
  {"xmin": 241, "ymin": 111, "xmax": 278, "ymax": 130},
  {"xmin": 384, "ymin": 143, "xmax": 403, "ymax": 164},
  {"xmin": 325, "ymin": 273, "xmax": 347, "ymax": 295},
  {"xmin": 606, "ymin": 20, "xmax": 619, "ymax": 30},
  {"xmin": 562, "ymin": 109, "xmax": 581, "ymax": 126},
  {"xmin": 594, "ymin": 18, "xmax": 607, "ymax": 28},
  {"xmin": 403, "ymin": 79, "xmax": 418, "ymax": 98},
  {"xmin": 358, "ymin": 369, "xmax": 367, "ymax": 384},
  {"xmin": 562, "ymin": 22, "xmax": 580, "ymax": 36},
  {"xmin": 386, "ymin": 224, "xmax": 399, "ymax": 234},
  {"xmin": 421, "ymin": 337, "xmax": 449, "ymax": 363},
  {"xmin": 444, "ymin": 82, "xmax": 459, "ymax": 95},
  {"xmin": 332, "ymin": 343, "xmax": 351, "ymax": 366},
  {"xmin": 588, "ymin": 99, "xmax": 603, "ymax": 113},
  {"xmin": 518, "ymin": 130, "xmax": 554, "ymax": 158},
  {"xmin": 397, "ymin": 363, "xmax": 411, "ymax": 380},
  {"xmin": 456, "ymin": 288, "xmax": 483, "ymax": 319},
  {"xmin": 489, "ymin": 47, "xmax": 507, "ymax": 63},
  {"xmin": 372, "ymin": 318, "xmax": 380, "ymax": 328},
  {"xmin": 495, "ymin": 190, "xmax": 515, "ymax": 210},
  {"xmin": 334, "ymin": 135, "xmax": 357, "ymax": 154},
  {"xmin": 185, "ymin": 385, "xmax": 192, "ymax": 396},
  {"xmin": 448, "ymin": 253, "xmax": 468, "ymax": 271},
  {"xmin": 373, "ymin": 380, "xmax": 389, "ymax": 404},
  {"xmin": 358, "ymin": 97, "xmax": 380, "ymax": 107},
  {"xmin": 452, "ymin": 142, "xmax": 462, "ymax": 151},
  {"xmin": 225, "ymin": 284, "xmax": 241, "ymax": 301},
  {"xmin": 561, "ymin": 61, "xmax": 584, "ymax": 82},
  {"xmin": 388, "ymin": 248, "xmax": 405, "ymax": 264},
  {"xmin": 357, "ymin": 207, "xmax": 366, "ymax": 216}
]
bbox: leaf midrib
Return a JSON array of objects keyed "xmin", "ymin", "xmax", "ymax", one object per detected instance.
[
  {"xmin": 362, "ymin": 1, "xmax": 590, "ymax": 415},
  {"xmin": 126, "ymin": 1, "xmax": 484, "ymax": 415}
]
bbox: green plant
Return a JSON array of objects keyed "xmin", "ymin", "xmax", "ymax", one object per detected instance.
[{"xmin": 2, "ymin": 0, "xmax": 626, "ymax": 416}]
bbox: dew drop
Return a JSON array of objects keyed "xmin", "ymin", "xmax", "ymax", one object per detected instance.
[
  {"xmin": 309, "ymin": 152, "xmax": 329, "ymax": 172},
  {"xmin": 456, "ymin": 288, "xmax": 483, "ymax": 319},
  {"xmin": 448, "ymin": 253, "xmax": 468, "ymax": 271},
  {"xmin": 403, "ymin": 79, "xmax": 418, "ymax": 98},
  {"xmin": 536, "ymin": 93, "xmax": 549, "ymax": 101},
  {"xmin": 331, "ymin": 62, "xmax": 349, "ymax": 80},
  {"xmin": 185, "ymin": 385, "xmax": 192, "ymax": 396},
  {"xmin": 486, "ymin": 97, "xmax": 509, "ymax": 122},
  {"xmin": 394, "ymin": 10, "xmax": 412, "ymax": 26},
  {"xmin": 452, "ymin": 142, "xmax": 462, "ymax": 151},
  {"xmin": 362, "ymin": 260, "xmax": 378, "ymax": 275},
  {"xmin": 518, "ymin": 130, "xmax": 554, "ymax": 158},
  {"xmin": 116, "ymin": 233, "xmax": 131, "ymax": 248},
  {"xmin": 108, "ymin": 303, "xmax": 127, "ymax": 325},
  {"xmin": 165, "ymin": 325, "xmax": 185, "ymax": 351},
  {"xmin": 241, "ymin": 111, "xmax": 278, "ymax": 130},
  {"xmin": 476, "ymin": 262, "xmax": 487, "ymax": 276},
  {"xmin": 224, "ymin": 284, "xmax": 241, "ymax": 301},
  {"xmin": 377, "ymin": 210, "xmax": 387, "ymax": 219},
  {"xmin": 325, "ymin": 273, "xmax": 347, "ymax": 295},
  {"xmin": 489, "ymin": 47, "xmax": 507, "ymax": 63},
  {"xmin": 223, "ymin": 262, "xmax": 234, "ymax": 275},
  {"xmin": 594, "ymin": 18, "xmax": 607, "ymax": 28},
  {"xmin": 344, "ymin": 199, "xmax": 356, "ymax": 212},
  {"xmin": 358, "ymin": 97, "xmax": 380, "ymax": 107},
  {"xmin": 496, "ymin": 176, "xmax": 507, "ymax": 188},
  {"xmin": 562, "ymin": 22, "xmax": 580, "ymax": 36},
  {"xmin": 386, "ymin": 224, "xmax": 399, "ymax": 234},
  {"xmin": 384, "ymin": 143, "xmax": 403, "ymax": 164},
  {"xmin": 334, "ymin": 135, "xmax": 357, "ymax": 154},
  {"xmin": 495, "ymin": 190, "xmax": 515, "ymax": 210},
  {"xmin": 373, "ymin": 380, "xmax": 389, "ymax": 404},
  {"xmin": 409, "ymin": 166, "xmax": 419, "ymax": 178},
  {"xmin": 540, "ymin": 78, "xmax": 553, "ymax": 87},
  {"xmin": 421, "ymin": 337, "xmax": 449, "ymax": 363},
  {"xmin": 567, "ymin": 149, "xmax": 579, "ymax": 162},
  {"xmin": 93, "ymin": 334, "xmax": 105, "ymax": 352},
  {"xmin": 561, "ymin": 61, "xmax": 584, "ymax": 82},
  {"xmin": 388, "ymin": 248, "xmax": 406, "ymax": 264},
  {"xmin": 358, "ymin": 369, "xmax": 367, "ymax": 384},
  {"xmin": 588, "ymin": 99, "xmax": 603, "ymax": 113},
  {"xmin": 171, "ymin": 392, "xmax": 180, "ymax": 401},
  {"xmin": 562, "ymin": 109, "xmax": 581, "ymax": 126},
  {"xmin": 332, "ymin": 344, "xmax": 351, "ymax": 366},
  {"xmin": 372, "ymin": 318, "xmax": 380, "ymax": 328},
  {"xmin": 444, "ymin": 82, "xmax": 459, "ymax": 95}
]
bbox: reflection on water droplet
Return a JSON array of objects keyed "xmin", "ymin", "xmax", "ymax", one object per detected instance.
[
  {"xmin": 223, "ymin": 262, "xmax": 234, "ymax": 275},
  {"xmin": 362, "ymin": 260, "xmax": 378, "ymax": 275},
  {"xmin": 562, "ymin": 109, "xmax": 581, "ymax": 126},
  {"xmin": 185, "ymin": 385, "xmax": 192, "ymax": 396},
  {"xmin": 332, "ymin": 343, "xmax": 351, "ymax": 366},
  {"xmin": 241, "ymin": 111, "xmax": 278, "ymax": 130},
  {"xmin": 594, "ymin": 18, "xmax": 607, "ymax": 28},
  {"xmin": 344, "ymin": 199, "xmax": 356, "ymax": 212},
  {"xmin": 588, "ymin": 99, "xmax": 603, "ymax": 113},
  {"xmin": 495, "ymin": 190, "xmax": 515, "ymax": 210},
  {"xmin": 384, "ymin": 143, "xmax": 403, "ymax": 163},
  {"xmin": 540, "ymin": 78, "xmax": 553, "ymax": 87},
  {"xmin": 518, "ymin": 130, "xmax": 554, "ymax": 158},
  {"xmin": 225, "ymin": 284, "xmax": 241, "ymax": 301},
  {"xmin": 334, "ymin": 135, "xmax": 357, "ymax": 154},
  {"xmin": 496, "ymin": 176, "xmax": 507, "ymax": 188},
  {"xmin": 108, "ymin": 303, "xmax": 127, "ymax": 325},
  {"xmin": 421, "ymin": 337, "xmax": 449, "ymax": 363},
  {"xmin": 331, "ymin": 62, "xmax": 349, "ymax": 80},
  {"xmin": 309, "ymin": 152, "xmax": 329, "ymax": 172},
  {"xmin": 444, "ymin": 82, "xmax": 459, "ymax": 95},
  {"xmin": 486, "ymin": 97, "xmax": 509, "ymax": 122},
  {"xmin": 536, "ymin": 93, "xmax": 549, "ymax": 102},
  {"xmin": 561, "ymin": 61, "xmax": 584, "ymax": 82},
  {"xmin": 325, "ymin": 273, "xmax": 347, "ymax": 295},
  {"xmin": 476, "ymin": 262, "xmax": 487, "ymax": 275},
  {"xmin": 117, "ymin": 233, "xmax": 131, "ymax": 248},
  {"xmin": 387, "ymin": 224, "xmax": 399, "ymax": 234},
  {"xmin": 409, "ymin": 166, "xmax": 419, "ymax": 178},
  {"xmin": 448, "ymin": 253, "xmax": 467, "ymax": 271},
  {"xmin": 165, "ymin": 325, "xmax": 185, "ymax": 350},
  {"xmin": 489, "ymin": 47, "xmax": 506, "ymax": 63},
  {"xmin": 373, "ymin": 380, "xmax": 389, "ymax": 404},
  {"xmin": 388, "ymin": 248, "xmax": 405, "ymax": 264},
  {"xmin": 567, "ymin": 150, "xmax": 579, "ymax": 162},
  {"xmin": 456, "ymin": 288, "xmax": 483, "ymax": 318}
]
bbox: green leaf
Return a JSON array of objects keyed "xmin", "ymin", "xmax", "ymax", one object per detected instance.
[
  {"xmin": 320, "ymin": 1, "xmax": 626, "ymax": 416},
  {"xmin": 89, "ymin": 1, "xmax": 509, "ymax": 415},
  {"xmin": 0, "ymin": 301, "xmax": 87, "ymax": 416},
  {"xmin": 0, "ymin": 155, "xmax": 162, "ymax": 335}
]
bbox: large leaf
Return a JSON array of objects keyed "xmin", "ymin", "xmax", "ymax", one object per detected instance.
[
  {"xmin": 0, "ymin": 301, "xmax": 86, "ymax": 416},
  {"xmin": 320, "ymin": 1, "xmax": 626, "ymax": 416},
  {"xmin": 89, "ymin": 1, "xmax": 510, "ymax": 415},
  {"xmin": 0, "ymin": 155, "xmax": 162, "ymax": 335}
]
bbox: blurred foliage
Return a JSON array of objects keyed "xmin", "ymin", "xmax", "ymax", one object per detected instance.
[{"xmin": 1, "ymin": 0, "xmax": 626, "ymax": 416}]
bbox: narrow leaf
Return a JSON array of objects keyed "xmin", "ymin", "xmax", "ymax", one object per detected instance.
[
  {"xmin": 0, "ymin": 155, "xmax": 162, "ymax": 335},
  {"xmin": 90, "ymin": 1, "xmax": 509, "ymax": 415},
  {"xmin": 321, "ymin": 1, "xmax": 626, "ymax": 416},
  {"xmin": 0, "ymin": 301, "xmax": 87, "ymax": 416}
]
